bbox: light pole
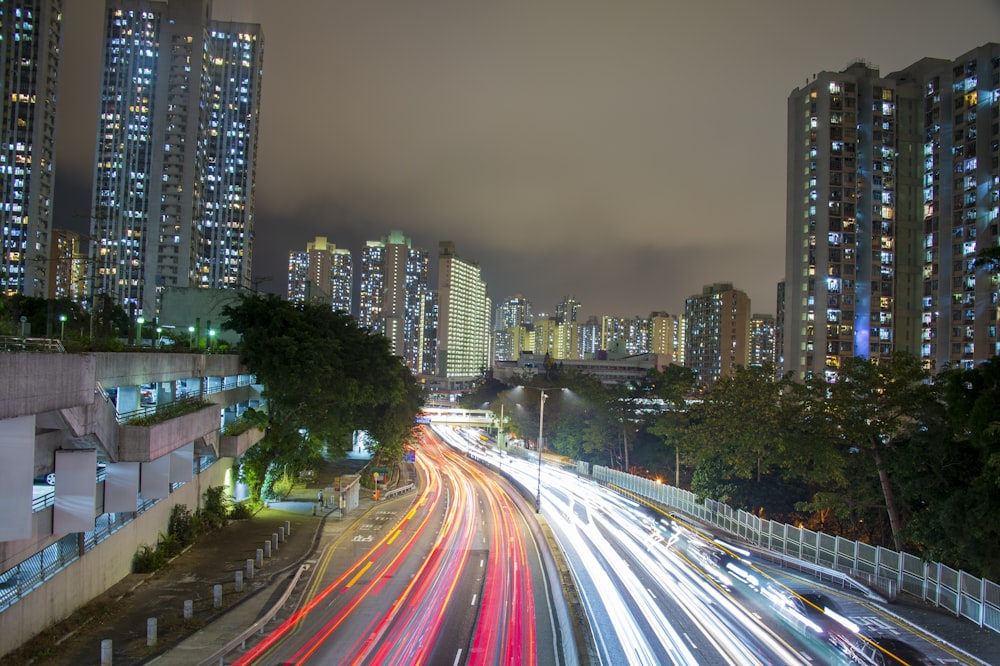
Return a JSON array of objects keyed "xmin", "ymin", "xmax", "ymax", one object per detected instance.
[
  {"xmin": 155, "ymin": 326, "xmax": 162, "ymax": 349},
  {"xmin": 136, "ymin": 316, "xmax": 145, "ymax": 347},
  {"xmin": 536, "ymin": 389, "xmax": 547, "ymax": 513},
  {"xmin": 208, "ymin": 329, "xmax": 216, "ymax": 351},
  {"xmin": 188, "ymin": 325, "xmax": 195, "ymax": 350},
  {"xmin": 58, "ymin": 314, "xmax": 67, "ymax": 340}
]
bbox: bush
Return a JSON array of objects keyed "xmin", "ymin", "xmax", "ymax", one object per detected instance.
[
  {"xmin": 132, "ymin": 542, "xmax": 167, "ymax": 573},
  {"xmin": 168, "ymin": 504, "xmax": 196, "ymax": 547},
  {"xmin": 200, "ymin": 486, "xmax": 229, "ymax": 530},
  {"xmin": 230, "ymin": 499, "xmax": 257, "ymax": 520}
]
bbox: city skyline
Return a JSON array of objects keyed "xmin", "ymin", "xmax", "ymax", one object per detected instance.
[{"xmin": 53, "ymin": 1, "xmax": 1000, "ymax": 319}]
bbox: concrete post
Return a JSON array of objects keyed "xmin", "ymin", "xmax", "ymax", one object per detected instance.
[
  {"xmin": 247, "ymin": 558, "xmax": 255, "ymax": 580},
  {"xmin": 256, "ymin": 548, "xmax": 263, "ymax": 567},
  {"xmin": 285, "ymin": 520, "xmax": 291, "ymax": 536},
  {"xmin": 271, "ymin": 533, "xmax": 278, "ymax": 551},
  {"xmin": 278, "ymin": 526, "xmax": 285, "ymax": 542},
  {"xmin": 235, "ymin": 570, "xmax": 243, "ymax": 593},
  {"xmin": 100, "ymin": 639, "xmax": 113, "ymax": 664},
  {"xmin": 183, "ymin": 599, "xmax": 193, "ymax": 620},
  {"xmin": 146, "ymin": 618, "xmax": 157, "ymax": 647},
  {"xmin": 213, "ymin": 584, "xmax": 222, "ymax": 608},
  {"xmin": 264, "ymin": 541, "xmax": 271, "ymax": 559}
]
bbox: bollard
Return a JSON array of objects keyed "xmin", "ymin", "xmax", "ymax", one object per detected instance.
[
  {"xmin": 312, "ymin": 504, "xmax": 317, "ymax": 516},
  {"xmin": 264, "ymin": 540, "xmax": 271, "ymax": 559},
  {"xmin": 256, "ymin": 548, "xmax": 264, "ymax": 567},
  {"xmin": 235, "ymin": 570, "xmax": 243, "ymax": 593},
  {"xmin": 214, "ymin": 583, "xmax": 222, "ymax": 608},
  {"xmin": 285, "ymin": 519, "xmax": 291, "ymax": 536},
  {"xmin": 272, "ymin": 533, "xmax": 278, "ymax": 551},
  {"xmin": 183, "ymin": 599, "xmax": 193, "ymax": 620},
  {"xmin": 247, "ymin": 558, "xmax": 255, "ymax": 580},
  {"xmin": 278, "ymin": 526, "xmax": 285, "ymax": 542},
  {"xmin": 100, "ymin": 639, "xmax": 113, "ymax": 664},
  {"xmin": 146, "ymin": 618, "xmax": 157, "ymax": 647}
]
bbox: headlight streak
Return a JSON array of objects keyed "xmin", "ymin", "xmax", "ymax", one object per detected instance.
[{"xmin": 504, "ymin": 455, "xmax": 811, "ymax": 665}]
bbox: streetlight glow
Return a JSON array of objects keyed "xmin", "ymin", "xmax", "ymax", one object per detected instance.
[
  {"xmin": 58, "ymin": 314, "xmax": 67, "ymax": 340},
  {"xmin": 136, "ymin": 316, "xmax": 145, "ymax": 347}
]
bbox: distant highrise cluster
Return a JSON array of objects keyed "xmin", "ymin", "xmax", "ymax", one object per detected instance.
[
  {"xmin": 783, "ymin": 43, "xmax": 1000, "ymax": 379},
  {"xmin": 684, "ymin": 283, "xmax": 750, "ymax": 385},
  {"xmin": 287, "ymin": 236, "xmax": 353, "ymax": 313}
]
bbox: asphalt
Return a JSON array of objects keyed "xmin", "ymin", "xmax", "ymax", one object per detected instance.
[{"xmin": 5, "ymin": 455, "xmax": 999, "ymax": 666}]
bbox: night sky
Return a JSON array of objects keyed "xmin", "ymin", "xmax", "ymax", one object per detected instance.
[{"xmin": 54, "ymin": 1, "xmax": 1000, "ymax": 319}]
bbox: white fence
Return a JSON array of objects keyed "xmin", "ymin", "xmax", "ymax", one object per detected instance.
[{"xmin": 587, "ymin": 464, "xmax": 1000, "ymax": 634}]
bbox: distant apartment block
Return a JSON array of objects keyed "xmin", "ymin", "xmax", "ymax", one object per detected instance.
[
  {"xmin": 494, "ymin": 295, "xmax": 533, "ymax": 362},
  {"xmin": 650, "ymin": 311, "xmax": 683, "ymax": 364},
  {"xmin": 437, "ymin": 242, "xmax": 491, "ymax": 378},
  {"xmin": 0, "ymin": 0, "xmax": 62, "ymax": 297},
  {"xmin": 286, "ymin": 236, "xmax": 352, "ymax": 313},
  {"xmin": 358, "ymin": 231, "xmax": 432, "ymax": 374},
  {"xmin": 684, "ymin": 282, "xmax": 750, "ymax": 385},
  {"xmin": 748, "ymin": 313, "xmax": 776, "ymax": 368},
  {"xmin": 47, "ymin": 229, "xmax": 86, "ymax": 304}
]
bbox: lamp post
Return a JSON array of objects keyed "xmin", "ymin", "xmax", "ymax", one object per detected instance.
[
  {"xmin": 208, "ymin": 329, "xmax": 216, "ymax": 351},
  {"xmin": 136, "ymin": 316, "xmax": 145, "ymax": 347},
  {"xmin": 536, "ymin": 389, "xmax": 547, "ymax": 513},
  {"xmin": 58, "ymin": 314, "xmax": 67, "ymax": 340},
  {"xmin": 188, "ymin": 325, "xmax": 195, "ymax": 350},
  {"xmin": 155, "ymin": 326, "xmax": 162, "ymax": 349}
]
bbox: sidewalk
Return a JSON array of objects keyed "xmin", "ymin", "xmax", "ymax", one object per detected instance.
[{"xmin": 7, "ymin": 456, "xmax": 389, "ymax": 666}]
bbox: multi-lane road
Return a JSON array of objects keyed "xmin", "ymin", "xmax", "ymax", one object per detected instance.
[{"xmin": 234, "ymin": 427, "xmax": 562, "ymax": 665}]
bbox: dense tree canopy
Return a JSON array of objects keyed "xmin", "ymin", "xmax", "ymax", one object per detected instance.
[{"xmin": 223, "ymin": 295, "xmax": 423, "ymax": 499}]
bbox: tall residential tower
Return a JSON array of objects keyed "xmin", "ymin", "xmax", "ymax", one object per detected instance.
[
  {"xmin": 0, "ymin": 0, "xmax": 62, "ymax": 297},
  {"xmin": 89, "ymin": 0, "xmax": 263, "ymax": 317}
]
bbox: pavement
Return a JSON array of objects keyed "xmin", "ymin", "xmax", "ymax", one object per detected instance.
[{"xmin": 6, "ymin": 454, "xmax": 1000, "ymax": 666}]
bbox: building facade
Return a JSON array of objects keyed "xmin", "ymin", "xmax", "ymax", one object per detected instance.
[
  {"xmin": 358, "ymin": 231, "xmax": 432, "ymax": 374},
  {"xmin": 748, "ymin": 313, "xmax": 777, "ymax": 369},
  {"xmin": 0, "ymin": 0, "xmax": 62, "ymax": 297},
  {"xmin": 89, "ymin": 0, "xmax": 263, "ymax": 317},
  {"xmin": 436, "ymin": 242, "xmax": 491, "ymax": 378},
  {"xmin": 684, "ymin": 282, "xmax": 750, "ymax": 385},
  {"xmin": 785, "ymin": 44, "xmax": 999, "ymax": 379},
  {"xmin": 286, "ymin": 236, "xmax": 352, "ymax": 313},
  {"xmin": 494, "ymin": 295, "xmax": 533, "ymax": 362}
]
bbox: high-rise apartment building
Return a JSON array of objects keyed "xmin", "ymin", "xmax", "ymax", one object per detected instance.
[
  {"xmin": 684, "ymin": 282, "xmax": 750, "ymax": 385},
  {"xmin": 905, "ymin": 45, "xmax": 1000, "ymax": 371},
  {"xmin": 47, "ymin": 228, "xmax": 86, "ymax": 303},
  {"xmin": 1, "ymin": 0, "xmax": 62, "ymax": 297},
  {"xmin": 358, "ymin": 231, "xmax": 432, "ymax": 374},
  {"xmin": 748, "ymin": 313, "xmax": 777, "ymax": 368},
  {"xmin": 89, "ymin": 0, "xmax": 263, "ymax": 317},
  {"xmin": 437, "ymin": 242, "xmax": 491, "ymax": 378},
  {"xmin": 494, "ymin": 295, "xmax": 532, "ymax": 362},
  {"xmin": 650, "ymin": 311, "xmax": 682, "ymax": 364},
  {"xmin": 286, "ymin": 236, "xmax": 352, "ymax": 313},
  {"xmin": 785, "ymin": 44, "xmax": 999, "ymax": 379}
]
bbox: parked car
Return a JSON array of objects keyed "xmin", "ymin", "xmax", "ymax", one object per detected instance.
[{"xmin": 34, "ymin": 462, "xmax": 107, "ymax": 486}]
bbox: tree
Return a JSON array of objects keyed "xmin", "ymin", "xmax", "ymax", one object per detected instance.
[
  {"xmin": 223, "ymin": 295, "xmax": 423, "ymax": 500},
  {"xmin": 824, "ymin": 352, "xmax": 935, "ymax": 551},
  {"xmin": 643, "ymin": 365, "xmax": 696, "ymax": 485}
]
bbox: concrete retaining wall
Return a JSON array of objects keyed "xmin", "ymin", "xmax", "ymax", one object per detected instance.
[{"xmin": 0, "ymin": 459, "xmax": 233, "ymax": 656}]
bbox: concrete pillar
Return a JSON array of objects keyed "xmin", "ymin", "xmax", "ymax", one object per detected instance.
[
  {"xmin": 100, "ymin": 639, "xmax": 113, "ymax": 664},
  {"xmin": 183, "ymin": 600, "xmax": 193, "ymax": 620},
  {"xmin": 271, "ymin": 533, "xmax": 278, "ymax": 551},
  {"xmin": 264, "ymin": 540, "xmax": 271, "ymax": 559},
  {"xmin": 256, "ymin": 548, "xmax": 263, "ymax": 567},
  {"xmin": 235, "ymin": 570, "xmax": 243, "ymax": 593},
  {"xmin": 278, "ymin": 526, "xmax": 285, "ymax": 543},
  {"xmin": 247, "ymin": 559, "xmax": 255, "ymax": 580},
  {"xmin": 146, "ymin": 618, "xmax": 157, "ymax": 647},
  {"xmin": 285, "ymin": 520, "xmax": 291, "ymax": 536},
  {"xmin": 213, "ymin": 584, "xmax": 223, "ymax": 608},
  {"xmin": 117, "ymin": 385, "xmax": 140, "ymax": 414}
]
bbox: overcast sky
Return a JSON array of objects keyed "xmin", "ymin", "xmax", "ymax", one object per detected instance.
[{"xmin": 55, "ymin": 1, "xmax": 1000, "ymax": 319}]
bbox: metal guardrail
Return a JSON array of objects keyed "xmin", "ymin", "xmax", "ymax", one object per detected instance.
[
  {"xmin": 199, "ymin": 564, "xmax": 308, "ymax": 666},
  {"xmin": 590, "ymin": 464, "xmax": 1000, "ymax": 635},
  {"xmin": 0, "ymin": 336, "xmax": 65, "ymax": 352},
  {"xmin": 382, "ymin": 483, "xmax": 415, "ymax": 500}
]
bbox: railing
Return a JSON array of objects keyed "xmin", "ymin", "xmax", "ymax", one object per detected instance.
[
  {"xmin": 0, "ymin": 336, "xmax": 65, "ymax": 353},
  {"xmin": 590, "ymin": 464, "xmax": 1000, "ymax": 635},
  {"xmin": 2, "ymin": 456, "xmax": 218, "ymax": 613}
]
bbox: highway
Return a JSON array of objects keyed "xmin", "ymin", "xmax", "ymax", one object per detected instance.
[
  {"xmin": 234, "ymin": 427, "xmax": 559, "ymax": 665},
  {"xmin": 449, "ymin": 427, "xmax": 966, "ymax": 666}
]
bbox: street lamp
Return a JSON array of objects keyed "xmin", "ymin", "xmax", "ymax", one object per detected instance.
[
  {"xmin": 536, "ymin": 389, "xmax": 548, "ymax": 513},
  {"xmin": 58, "ymin": 314, "xmax": 67, "ymax": 340},
  {"xmin": 136, "ymin": 316, "xmax": 145, "ymax": 347},
  {"xmin": 208, "ymin": 329, "xmax": 216, "ymax": 351},
  {"xmin": 188, "ymin": 325, "xmax": 195, "ymax": 350},
  {"xmin": 155, "ymin": 326, "xmax": 162, "ymax": 349}
]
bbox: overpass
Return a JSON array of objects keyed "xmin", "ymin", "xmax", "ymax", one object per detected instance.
[{"xmin": 417, "ymin": 407, "xmax": 493, "ymax": 428}]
